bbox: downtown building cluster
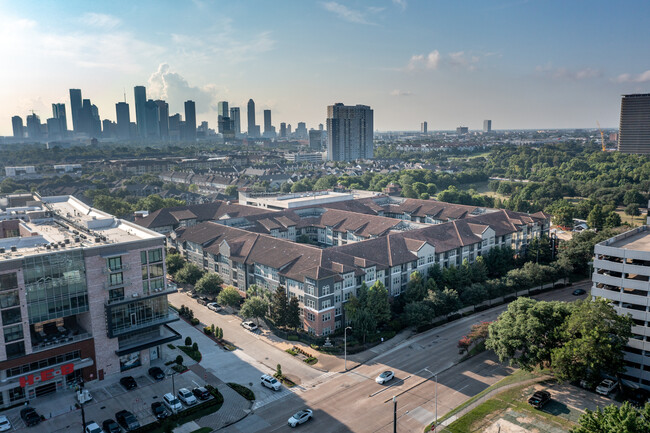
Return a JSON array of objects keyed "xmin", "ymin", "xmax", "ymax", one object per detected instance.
[
  {"xmin": 0, "ymin": 193, "xmax": 177, "ymax": 408},
  {"xmin": 135, "ymin": 194, "xmax": 550, "ymax": 336}
]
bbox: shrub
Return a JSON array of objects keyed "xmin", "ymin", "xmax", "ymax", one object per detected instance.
[
  {"xmin": 167, "ymin": 344, "xmax": 176, "ymax": 349},
  {"xmin": 287, "ymin": 335, "xmax": 299, "ymax": 341},
  {"xmin": 185, "ymin": 336, "xmax": 192, "ymax": 346},
  {"xmin": 227, "ymin": 383, "xmax": 255, "ymax": 401},
  {"xmin": 210, "ymin": 324, "xmax": 216, "ymax": 335},
  {"xmin": 310, "ymin": 343, "xmax": 319, "ymax": 350},
  {"xmin": 192, "ymin": 342, "xmax": 199, "ymax": 351},
  {"xmin": 203, "ymin": 327, "xmax": 211, "ymax": 335},
  {"xmin": 304, "ymin": 356, "xmax": 318, "ymax": 365},
  {"xmin": 190, "ymin": 318, "xmax": 200, "ymax": 326},
  {"xmin": 276, "ymin": 364, "xmax": 282, "ymax": 378},
  {"xmin": 285, "ymin": 348, "xmax": 297, "ymax": 356},
  {"xmin": 175, "ymin": 355, "xmax": 184, "ymax": 366}
]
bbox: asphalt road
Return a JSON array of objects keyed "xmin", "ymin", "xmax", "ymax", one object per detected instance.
[{"xmin": 222, "ymin": 282, "xmax": 591, "ymax": 433}]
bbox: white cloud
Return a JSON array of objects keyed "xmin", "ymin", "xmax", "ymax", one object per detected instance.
[
  {"xmin": 448, "ymin": 51, "xmax": 479, "ymax": 70},
  {"xmin": 615, "ymin": 70, "xmax": 650, "ymax": 83},
  {"xmin": 147, "ymin": 63, "xmax": 222, "ymax": 113},
  {"xmin": 80, "ymin": 13, "xmax": 121, "ymax": 29},
  {"xmin": 536, "ymin": 64, "xmax": 601, "ymax": 80},
  {"xmin": 392, "ymin": 0, "xmax": 407, "ymax": 10},
  {"xmin": 321, "ymin": 2, "xmax": 382, "ymax": 25},
  {"xmin": 390, "ymin": 89, "xmax": 413, "ymax": 96},
  {"xmin": 407, "ymin": 50, "xmax": 441, "ymax": 71},
  {"xmin": 406, "ymin": 50, "xmax": 482, "ymax": 71}
]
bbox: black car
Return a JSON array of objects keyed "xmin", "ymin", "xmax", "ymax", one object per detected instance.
[
  {"xmin": 151, "ymin": 401, "xmax": 169, "ymax": 419},
  {"xmin": 528, "ymin": 390, "xmax": 551, "ymax": 409},
  {"xmin": 115, "ymin": 410, "xmax": 140, "ymax": 431},
  {"xmin": 20, "ymin": 407, "xmax": 40, "ymax": 427},
  {"xmin": 572, "ymin": 288, "xmax": 586, "ymax": 296},
  {"xmin": 192, "ymin": 386, "xmax": 211, "ymax": 400},
  {"xmin": 120, "ymin": 375, "xmax": 137, "ymax": 390},
  {"xmin": 102, "ymin": 419, "xmax": 121, "ymax": 433},
  {"xmin": 148, "ymin": 366, "xmax": 165, "ymax": 381}
]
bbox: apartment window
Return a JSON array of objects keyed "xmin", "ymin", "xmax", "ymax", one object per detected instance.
[
  {"xmin": 1, "ymin": 308, "xmax": 21, "ymax": 326},
  {"xmin": 109, "ymin": 288, "xmax": 125, "ymax": 302},
  {"xmin": 3, "ymin": 324, "xmax": 23, "ymax": 343},
  {"xmin": 335, "ymin": 307, "xmax": 342, "ymax": 316},
  {"xmin": 306, "ymin": 299, "xmax": 316, "ymax": 309},
  {"xmin": 108, "ymin": 257, "xmax": 122, "ymax": 271},
  {"xmin": 427, "ymin": 255, "xmax": 434, "ymax": 264},
  {"xmin": 109, "ymin": 272, "xmax": 123, "ymax": 286},
  {"xmin": 306, "ymin": 311, "xmax": 315, "ymax": 321},
  {"xmin": 322, "ymin": 327, "xmax": 331, "ymax": 335},
  {"xmin": 148, "ymin": 248, "xmax": 163, "ymax": 263},
  {"xmin": 0, "ymin": 273, "xmax": 18, "ymax": 291},
  {"xmin": 322, "ymin": 300, "xmax": 331, "ymax": 309},
  {"xmin": 150, "ymin": 278, "xmax": 164, "ymax": 291},
  {"xmin": 306, "ymin": 285, "xmax": 315, "ymax": 296},
  {"xmin": 0, "ymin": 290, "xmax": 19, "ymax": 309},
  {"xmin": 334, "ymin": 295, "xmax": 341, "ymax": 303},
  {"xmin": 149, "ymin": 263, "xmax": 164, "ymax": 278},
  {"xmin": 6, "ymin": 341, "xmax": 25, "ymax": 359},
  {"xmin": 141, "ymin": 251, "xmax": 147, "ymax": 264},
  {"xmin": 418, "ymin": 257, "xmax": 425, "ymax": 266},
  {"xmin": 344, "ymin": 292, "xmax": 352, "ymax": 301},
  {"xmin": 322, "ymin": 313, "xmax": 331, "ymax": 322}
]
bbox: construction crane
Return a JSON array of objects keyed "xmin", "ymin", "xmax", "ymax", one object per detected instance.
[{"xmin": 597, "ymin": 121, "xmax": 606, "ymax": 151}]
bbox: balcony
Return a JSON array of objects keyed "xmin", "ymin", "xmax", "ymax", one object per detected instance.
[
  {"xmin": 104, "ymin": 286, "xmax": 177, "ymax": 307},
  {"xmin": 31, "ymin": 317, "xmax": 92, "ymax": 353},
  {"xmin": 108, "ymin": 307, "xmax": 179, "ymax": 338},
  {"xmin": 102, "ymin": 263, "xmax": 130, "ymax": 275},
  {"xmin": 104, "ymin": 277, "xmax": 130, "ymax": 290}
]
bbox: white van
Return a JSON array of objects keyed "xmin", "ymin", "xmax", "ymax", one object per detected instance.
[
  {"xmin": 163, "ymin": 393, "xmax": 183, "ymax": 413},
  {"xmin": 261, "ymin": 374, "xmax": 281, "ymax": 391}
]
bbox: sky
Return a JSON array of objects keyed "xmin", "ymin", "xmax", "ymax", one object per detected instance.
[{"xmin": 1, "ymin": 0, "xmax": 650, "ymax": 135}]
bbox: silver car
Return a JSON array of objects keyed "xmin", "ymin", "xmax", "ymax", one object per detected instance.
[{"xmin": 288, "ymin": 409, "xmax": 313, "ymax": 427}]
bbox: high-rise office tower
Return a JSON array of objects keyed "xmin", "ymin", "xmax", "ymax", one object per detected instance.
[
  {"xmin": 102, "ymin": 119, "xmax": 116, "ymax": 138},
  {"xmin": 618, "ymin": 94, "xmax": 650, "ymax": 154},
  {"xmin": 46, "ymin": 118, "xmax": 61, "ymax": 140},
  {"xmin": 456, "ymin": 126, "xmax": 469, "ymax": 134},
  {"xmin": 295, "ymin": 122, "xmax": 308, "ymax": 140},
  {"xmin": 326, "ymin": 103, "xmax": 374, "ymax": 161},
  {"xmin": 230, "ymin": 107, "xmax": 241, "ymax": 136},
  {"xmin": 421, "ymin": 121, "xmax": 428, "ymax": 134},
  {"xmin": 26, "ymin": 113, "xmax": 42, "ymax": 140},
  {"xmin": 263, "ymin": 109, "xmax": 272, "ymax": 135},
  {"xmin": 309, "ymin": 129, "xmax": 324, "ymax": 150},
  {"xmin": 247, "ymin": 99, "xmax": 258, "ymax": 137},
  {"xmin": 483, "ymin": 119, "xmax": 492, "ymax": 133},
  {"xmin": 145, "ymin": 100, "xmax": 160, "ymax": 139},
  {"xmin": 218, "ymin": 101, "xmax": 229, "ymax": 119},
  {"xmin": 319, "ymin": 123, "xmax": 324, "ymax": 131},
  {"xmin": 217, "ymin": 101, "xmax": 231, "ymax": 135},
  {"xmin": 69, "ymin": 89, "xmax": 82, "ymax": 133},
  {"xmin": 184, "ymin": 100, "xmax": 196, "ymax": 141},
  {"xmin": 155, "ymin": 100, "xmax": 169, "ymax": 139},
  {"xmin": 11, "ymin": 116, "xmax": 23, "ymax": 139},
  {"xmin": 79, "ymin": 99, "xmax": 93, "ymax": 135},
  {"xmin": 90, "ymin": 104, "xmax": 101, "ymax": 136},
  {"xmin": 287, "ymin": 124, "xmax": 292, "ymax": 136},
  {"xmin": 280, "ymin": 122, "xmax": 287, "ymax": 138},
  {"xmin": 52, "ymin": 103, "xmax": 68, "ymax": 136},
  {"xmin": 115, "ymin": 102, "xmax": 131, "ymax": 140},
  {"xmin": 134, "ymin": 86, "xmax": 147, "ymax": 139},
  {"xmin": 169, "ymin": 113, "xmax": 182, "ymax": 141}
]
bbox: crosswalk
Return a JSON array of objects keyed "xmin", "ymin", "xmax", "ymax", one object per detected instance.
[{"xmin": 252, "ymin": 371, "xmax": 339, "ymax": 410}]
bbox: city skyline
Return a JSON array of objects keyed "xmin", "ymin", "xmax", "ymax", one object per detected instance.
[{"xmin": 1, "ymin": 0, "xmax": 650, "ymax": 136}]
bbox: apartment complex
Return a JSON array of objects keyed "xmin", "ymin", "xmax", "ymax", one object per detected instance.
[
  {"xmin": 327, "ymin": 103, "xmax": 374, "ymax": 161},
  {"xmin": 592, "ymin": 225, "xmax": 650, "ymax": 389},
  {"xmin": 160, "ymin": 196, "xmax": 549, "ymax": 336},
  {"xmin": 618, "ymin": 93, "xmax": 650, "ymax": 154},
  {"xmin": 0, "ymin": 194, "xmax": 177, "ymax": 407}
]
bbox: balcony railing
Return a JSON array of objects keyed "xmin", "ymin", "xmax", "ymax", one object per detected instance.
[
  {"xmin": 102, "ymin": 264, "xmax": 130, "ymax": 275},
  {"xmin": 108, "ymin": 307, "xmax": 179, "ymax": 338},
  {"xmin": 31, "ymin": 331, "xmax": 93, "ymax": 354},
  {"xmin": 104, "ymin": 277, "xmax": 129, "ymax": 290}
]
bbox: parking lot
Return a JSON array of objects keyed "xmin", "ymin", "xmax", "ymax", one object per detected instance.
[{"xmin": 3, "ymin": 368, "xmax": 210, "ymax": 432}]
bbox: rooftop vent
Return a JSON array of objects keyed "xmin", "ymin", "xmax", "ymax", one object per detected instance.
[
  {"xmin": 0, "ymin": 248, "xmax": 4, "ymax": 254},
  {"xmin": 10, "ymin": 246, "xmax": 17, "ymax": 252},
  {"xmin": 94, "ymin": 237, "xmax": 101, "ymax": 243}
]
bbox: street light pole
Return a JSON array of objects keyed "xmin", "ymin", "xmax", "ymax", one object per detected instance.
[
  {"xmin": 393, "ymin": 396, "xmax": 397, "ymax": 433},
  {"xmin": 167, "ymin": 369, "xmax": 176, "ymax": 396},
  {"xmin": 344, "ymin": 326, "xmax": 352, "ymax": 371},
  {"xmin": 434, "ymin": 373, "xmax": 438, "ymax": 431}
]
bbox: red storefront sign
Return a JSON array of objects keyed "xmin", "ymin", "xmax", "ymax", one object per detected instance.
[{"xmin": 19, "ymin": 363, "xmax": 74, "ymax": 388}]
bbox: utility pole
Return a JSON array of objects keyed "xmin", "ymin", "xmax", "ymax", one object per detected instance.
[
  {"xmin": 393, "ymin": 396, "xmax": 397, "ymax": 433},
  {"xmin": 344, "ymin": 326, "xmax": 352, "ymax": 371},
  {"xmin": 434, "ymin": 374, "xmax": 438, "ymax": 431}
]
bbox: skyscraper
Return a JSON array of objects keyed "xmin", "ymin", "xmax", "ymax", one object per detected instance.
[
  {"xmin": 295, "ymin": 122, "xmax": 308, "ymax": 140},
  {"xmin": 263, "ymin": 109, "xmax": 273, "ymax": 137},
  {"xmin": 184, "ymin": 100, "xmax": 196, "ymax": 141},
  {"xmin": 618, "ymin": 94, "xmax": 650, "ymax": 154},
  {"xmin": 11, "ymin": 116, "xmax": 23, "ymax": 139},
  {"xmin": 145, "ymin": 100, "xmax": 160, "ymax": 139},
  {"xmin": 134, "ymin": 86, "xmax": 147, "ymax": 139},
  {"xmin": 115, "ymin": 102, "xmax": 131, "ymax": 140},
  {"xmin": 230, "ymin": 107, "xmax": 241, "ymax": 136},
  {"xmin": 327, "ymin": 103, "xmax": 374, "ymax": 161},
  {"xmin": 169, "ymin": 113, "xmax": 182, "ymax": 141},
  {"xmin": 218, "ymin": 101, "xmax": 229, "ymax": 119},
  {"xmin": 483, "ymin": 119, "xmax": 492, "ymax": 133},
  {"xmin": 247, "ymin": 99, "xmax": 258, "ymax": 137},
  {"xmin": 421, "ymin": 121, "xmax": 428, "ymax": 134},
  {"xmin": 155, "ymin": 100, "xmax": 169, "ymax": 139},
  {"xmin": 280, "ymin": 122, "xmax": 287, "ymax": 138},
  {"xmin": 69, "ymin": 89, "xmax": 82, "ymax": 133},
  {"xmin": 26, "ymin": 113, "xmax": 42, "ymax": 140},
  {"xmin": 52, "ymin": 103, "xmax": 67, "ymax": 136},
  {"xmin": 80, "ymin": 99, "xmax": 93, "ymax": 135},
  {"xmin": 309, "ymin": 129, "xmax": 324, "ymax": 150}
]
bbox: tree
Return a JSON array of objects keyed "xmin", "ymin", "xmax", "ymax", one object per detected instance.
[
  {"xmin": 571, "ymin": 402, "xmax": 650, "ymax": 433},
  {"xmin": 166, "ymin": 253, "xmax": 185, "ymax": 275},
  {"xmin": 625, "ymin": 203, "xmax": 641, "ymax": 223},
  {"xmin": 217, "ymin": 286, "xmax": 241, "ymax": 308},
  {"xmin": 486, "ymin": 298, "xmax": 572, "ymax": 370},
  {"xmin": 587, "ymin": 204, "xmax": 606, "ymax": 231},
  {"xmin": 353, "ymin": 308, "xmax": 376, "ymax": 345},
  {"xmin": 404, "ymin": 302, "xmax": 433, "ymax": 327},
  {"xmin": 240, "ymin": 296, "xmax": 268, "ymax": 325},
  {"xmin": 623, "ymin": 189, "xmax": 645, "ymax": 207},
  {"xmin": 366, "ymin": 281, "xmax": 391, "ymax": 326},
  {"xmin": 194, "ymin": 273, "xmax": 223, "ymax": 297},
  {"xmin": 551, "ymin": 299, "xmax": 632, "ymax": 383},
  {"xmin": 185, "ymin": 336, "xmax": 192, "ymax": 346},
  {"xmin": 604, "ymin": 212, "xmax": 622, "ymax": 228},
  {"xmin": 174, "ymin": 263, "xmax": 204, "ymax": 285},
  {"xmin": 270, "ymin": 286, "xmax": 289, "ymax": 327},
  {"xmin": 427, "ymin": 288, "xmax": 461, "ymax": 317},
  {"xmin": 404, "ymin": 271, "xmax": 426, "ymax": 304},
  {"xmin": 286, "ymin": 296, "xmax": 302, "ymax": 330},
  {"xmin": 224, "ymin": 185, "xmax": 238, "ymax": 197}
]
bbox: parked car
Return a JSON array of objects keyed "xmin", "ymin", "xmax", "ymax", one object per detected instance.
[
  {"xmin": 84, "ymin": 421, "xmax": 103, "ymax": 433},
  {"xmin": 178, "ymin": 388, "xmax": 198, "ymax": 406},
  {"xmin": 0, "ymin": 416, "xmax": 11, "ymax": 432},
  {"xmin": 102, "ymin": 419, "xmax": 121, "ymax": 433},
  {"xmin": 261, "ymin": 374, "xmax": 282, "ymax": 391},
  {"xmin": 119, "ymin": 376, "xmax": 137, "ymax": 390},
  {"xmin": 197, "ymin": 296, "xmax": 210, "ymax": 306},
  {"xmin": 572, "ymin": 288, "xmax": 586, "ymax": 296},
  {"xmin": 527, "ymin": 390, "xmax": 551, "ymax": 409},
  {"xmin": 148, "ymin": 366, "xmax": 165, "ymax": 381},
  {"xmin": 596, "ymin": 379, "xmax": 618, "ymax": 396},
  {"xmin": 20, "ymin": 407, "xmax": 40, "ymax": 427},
  {"xmin": 115, "ymin": 410, "xmax": 140, "ymax": 431},
  {"xmin": 241, "ymin": 320, "xmax": 258, "ymax": 331},
  {"xmin": 151, "ymin": 402, "xmax": 169, "ymax": 420},
  {"xmin": 626, "ymin": 387, "xmax": 650, "ymax": 407},
  {"xmin": 288, "ymin": 409, "xmax": 313, "ymax": 428},
  {"xmin": 375, "ymin": 371, "xmax": 395, "ymax": 384},
  {"xmin": 163, "ymin": 393, "xmax": 183, "ymax": 413},
  {"xmin": 207, "ymin": 302, "xmax": 222, "ymax": 312},
  {"xmin": 192, "ymin": 386, "xmax": 211, "ymax": 400}
]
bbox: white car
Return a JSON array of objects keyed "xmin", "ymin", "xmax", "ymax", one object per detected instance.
[
  {"xmin": 261, "ymin": 374, "xmax": 281, "ymax": 391},
  {"xmin": 84, "ymin": 421, "xmax": 102, "ymax": 433},
  {"xmin": 0, "ymin": 416, "xmax": 11, "ymax": 432},
  {"xmin": 163, "ymin": 393, "xmax": 183, "ymax": 413},
  {"xmin": 207, "ymin": 302, "xmax": 222, "ymax": 312},
  {"xmin": 178, "ymin": 388, "xmax": 198, "ymax": 406},
  {"xmin": 375, "ymin": 370, "xmax": 395, "ymax": 384},
  {"xmin": 241, "ymin": 320, "xmax": 258, "ymax": 331},
  {"xmin": 596, "ymin": 379, "xmax": 617, "ymax": 396},
  {"xmin": 288, "ymin": 409, "xmax": 313, "ymax": 427}
]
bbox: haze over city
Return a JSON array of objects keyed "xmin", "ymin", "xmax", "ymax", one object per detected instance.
[{"xmin": 2, "ymin": 0, "xmax": 650, "ymax": 135}]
